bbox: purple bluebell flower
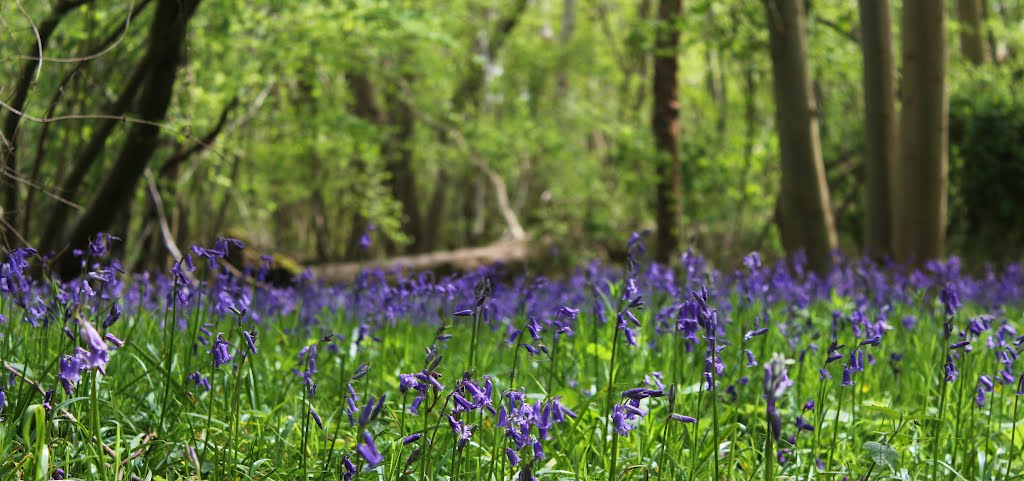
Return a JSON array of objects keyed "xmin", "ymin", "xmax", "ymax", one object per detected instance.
[
  {"xmin": 103, "ymin": 302, "xmax": 122, "ymax": 329},
  {"xmin": 506, "ymin": 447, "xmax": 521, "ymax": 466},
  {"xmin": 744, "ymin": 327, "xmax": 769, "ymax": 341},
  {"xmin": 745, "ymin": 349, "xmax": 758, "ymax": 367},
  {"xmin": 940, "ymin": 283, "xmax": 961, "ymax": 317},
  {"xmin": 187, "ymin": 371, "xmax": 211, "ymax": 391},
  {"xmin": 310, "ymin": 408, "xmax": 323, "ymax": 430},
  {"xmin": 342, "ymin": 456, "xmax": 357, "ymax": 480},
  {"xmin": 448, "ymin": 415, "xmax": 477, "ymax": 450},
  {"xmin": 945, "ymin": 355, "xmax": 959, "ymax": 382},
  {"xmin": 357, "ymin": 431, "xmax": 384, "ymax": 468},
  {"xmin": 58, "ymin": 355, "xmax": 83, "ymax": 395},
  {"xmin": 104, "ymin": 333, "xmax": 124, "ymax": 348},
  {"xmin": 669, "ymin": 413, "xmax": 697, "ymax": 423},
  {"xmin": 209, "ymin": 334, "xmax": 233, "ymax": 368},
  {"xmin": 242, "ymin": 330, "xmax": 258, "ymax": 354},
  {"xmin": 403, "ymin": 433, "xmax": 422, "ymax": 445},
  {"xmin": 841, "ymin": 366, "xmax": 855, "ymax": 387}
]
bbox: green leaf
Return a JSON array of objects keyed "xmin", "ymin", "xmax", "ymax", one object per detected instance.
[{"xmin": 862, "ymin": 441, "xmax": 899, "ymax": 472}]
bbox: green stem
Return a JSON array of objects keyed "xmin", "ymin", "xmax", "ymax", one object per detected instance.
[
  {"xmin": 606, "ymin": 323, "xmax": 622, "ymax": 481},
  {"xmin": 1006, "ymin": 393, "xmax": 1020, "ymax": 480},
  {"xmin": 828, "ymin": 384, "xmax": 845, "ymax": 470}
]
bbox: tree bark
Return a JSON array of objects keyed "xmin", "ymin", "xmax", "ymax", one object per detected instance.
[
  {"xmin": 957, "ymin": 0, "xmax": 988, "ymax": 65},
  {"xmin": 894, "ymin": 0, "xmax": 949, "ymax": 264},
  {"xmin": 383, "ymin": 80, "xmax": 423, "ymax": 252},
  {"xmin": 762, "ymin": 0, "xmax": 838, "ymax": 274},
  {"xmin": 54, "ymin": 0, "xmax": 201, "ymax": 278},
  {"xmin": 858, "ymin": 0, "xmax": 899, "ymax": 259},
  {"xmin": 651, "ymin": 0, "xmax": 684, "ymax": 264},
  {"xmin": 41, "ymin": 55, "xmax": 151, "ymax": 252}
]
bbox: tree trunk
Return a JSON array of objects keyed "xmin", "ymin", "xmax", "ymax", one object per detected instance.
[
  {"xmin": 762, "ymin": 0, "xmax": 838, "ymax": 274},
  {"xmin": 894, "ymin": 0, "xmax": 949, "ymax": 264},
  {"xmin": 384, "ymin": 80, "xmax": 423, "ymax": 252},
  {"xmin": 53, "ymin": 0, "xmax": 200, "ymax": 278},
  {"xmin": 651, "ymin": 0, "xmax": 684, "ymax": 264},
  {"xmin": 41, "ymin": 56, "xmax": 151, "ymax": 252},
  {"xmin": 858, "ymin": 0, "xmax": 899, "ymax": 259},
  {"xmin": 957, "ymin": 0, "xmax": 988, "ymax": 64}
]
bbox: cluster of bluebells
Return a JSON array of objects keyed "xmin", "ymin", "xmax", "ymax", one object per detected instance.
[
  {"xmin": 399, "ymin": 347, "xmax": 446, "ymax": 415},
  {"xmin": 58, "ymin": 318, "xmax": 123, "ymax": 395},
  {"xmin": 615, "ymin": 233, "xmax": 647, "ymax": 347},
  {"xmin": 8, "ymin": 232, "xmax": 1024, "ymax": 479},
  {"xmin": 610, "ymin": 386, "xmax": 664, "ymax": 436},
  {"xmin": 691, "ymin": 287, "xmax": 725, "ymax": 391},
  {"xmin": 499, "ymin": 390, "xmax": 577, "ymax": 468}
]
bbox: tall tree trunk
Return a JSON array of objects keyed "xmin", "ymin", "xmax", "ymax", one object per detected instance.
[
  {"xmin": 762, "ymin": 0, "xmax": 838, "ymax": 274},
  {"xmin": 858, "ymin": 0, "xmax": 899, "ymax": 259},
  {"xmin": 54, "ymin": 0, "xmax": 200, "ymax": 278},
  {"xmin": 384, "ymin": 80, "xmax": 423, "ymax": 252},
  {"xmin": 957, "ymin": 0, "xmax": 988, "ymax": 64},
  {"xmin": 894, "ymin": 0, "xmax": 949, "ymax": 264},
  {"xmin": 651, "ymin": 0, "xmax": 684, "ymax": 264}
]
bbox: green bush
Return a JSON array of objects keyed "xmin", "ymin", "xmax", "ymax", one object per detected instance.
[{"xmin": 948, "ymin": 69, "xmax": 1024, "ymax": 262}]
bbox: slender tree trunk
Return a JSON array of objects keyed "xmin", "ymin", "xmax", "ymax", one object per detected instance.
[
  {"xmin": 384, "ymin": 81, "xmax": 423, "ymax": 252},
  {"xmin": 762, "ymin": 0, "xmax": 838, "ymax": 274},
  {"xmin": 651, "ymin": 0, "xmax": 684, "ymax": 263},
  {"xmin": 41, "ymin": 56, "xmax": 151, "ymax": 252},
  {"xmin": 54, "ymin": 0, "xmax": 201, "ymax": 278},
  {"xmin": 957, "ymin": 0, "xmax": 989, "ymax": 64},
  {"xmin": 894, "ymin": 0, "xmax": 949, "ymax": 264},
  {"xmin": 858, "ymin": 0, "xmax": 899, "ymax": 259}
]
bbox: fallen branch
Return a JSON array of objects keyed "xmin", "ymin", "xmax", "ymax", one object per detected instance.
[{"xmin": 311, "ymin": 237, "xmax": 547, "ymax": 283}]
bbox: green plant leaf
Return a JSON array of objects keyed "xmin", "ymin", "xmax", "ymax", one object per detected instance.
[{"xmin": 862, "ymin": 441, "xmax": 899, "ymax": 472}]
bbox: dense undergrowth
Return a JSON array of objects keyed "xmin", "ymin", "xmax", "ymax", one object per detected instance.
[{"xmin": 1, "ymin": 233, "xmax": 1023, "ymax": 481}]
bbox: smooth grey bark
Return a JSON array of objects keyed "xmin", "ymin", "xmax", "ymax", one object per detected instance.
[
  {"xmin": 858, "ymin": 0, "xmax": 899, "ymax": 259},
  {"xmin": 762, "ymin": 0, "xmax": 838, "ymax": 274},
  {"xmin": 893, "ymin": 0, "xmax": 949, "ymax": 264}
]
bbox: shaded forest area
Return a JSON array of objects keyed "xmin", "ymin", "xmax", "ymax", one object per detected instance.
[{"xmin": 1, "ymin": 0, "xmax": 1023, "ymax": 278}]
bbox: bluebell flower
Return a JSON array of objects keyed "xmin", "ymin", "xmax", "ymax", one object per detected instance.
[
  {"xmin": 403, "ymin": 433, "xmax": 422, "ymax": 445},
  {"xmin": 209, "ymin": 334, "xmax": 233, "ymax": 368},
  {"xmin": 669, "ymin": 413, "xmax": 697, "ymax": 423},
  {"xmin": 242, "ymin": 330, "xmax": 258, "ymax": 354},
  {"xmin": 506, "ymin": 447, "xmax": 521, "ymax": 466},
  {"xmin": 448, "ymin": 414, "xmax": 477, "ymax": 450},
  {"xmin": 103, "ymin": 302, "xmax": 122, "ymax": 329},
  {"xmin": 357, "ymin": 431, "xmax": 384, "ymax": 468},
  {"xmin": 58, "ymin": 355, "xmax": 83, "ymax": 395},
  {"xmin": 945, "ymin": 355, "xmax": 959, "ymax": 382}
]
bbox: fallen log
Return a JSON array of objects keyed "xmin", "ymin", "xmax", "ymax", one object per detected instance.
[{"xmin": 310, "ymin": 237, "xmax": 548, "ymax": 283}]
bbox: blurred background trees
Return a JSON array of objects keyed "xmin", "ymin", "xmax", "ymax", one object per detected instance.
[{"xmin": 1, "ymin": 0, "xmax": 1023, "ymax": 276}]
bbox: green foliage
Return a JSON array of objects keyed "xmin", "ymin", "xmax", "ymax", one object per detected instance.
[{"xmin": 949, "ymin": 67, "xmax": 1024, "ymax": 262}]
